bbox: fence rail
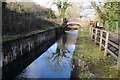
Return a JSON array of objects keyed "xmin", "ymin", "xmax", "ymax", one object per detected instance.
[{"xmin": 91, "ymin": 27, "xmax": 120, "ymax": 70}]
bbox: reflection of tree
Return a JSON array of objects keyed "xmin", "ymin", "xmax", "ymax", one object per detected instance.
[
  {"xmin": 51, "ymin": 45, "xmax": 70, "ymax": 61},
  {"xmin": 45, "ymin": 44, "xmax": 70, "ymax": 73},
  {"xmin": 46, "ymin": 57, "xmax": 67, "ymax": 73},
  {"xmin": 51, "ymin": 34, "xmax": 70, "ymax": 61},
  {"xmin": 44, "ymin": 32, "xmax": 72, "ymax": 73}
]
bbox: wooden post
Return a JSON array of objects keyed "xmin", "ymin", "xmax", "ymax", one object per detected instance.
[
  {"xmin": 104, "ymin": 32, "xmax": 109, "ymax": 56},
  {"xmin": 95, "ymin": 28, "xmax": 98, "ymax": 43},
  {"xmin": 117, "ymin": 43, "xmax": 120, "ymax": 72},
  {"xmin": 99, "ymin": 30, "xmax": 103, "ymax": 51},
  {"xmin": 89, "ymin": 26, "xmax": 91, "ymax": 36},
  {"xmin": 91, "ymin": 27, "xmax": 93, "ymax": 39},
  {"xmin": 118, "ymin": 16, "xmax": 120, "ymax": 76}
]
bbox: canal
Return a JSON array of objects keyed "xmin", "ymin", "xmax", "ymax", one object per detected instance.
[{"xmin": 15, "ymin": 30, "xmax": 78, "ymax": 79}]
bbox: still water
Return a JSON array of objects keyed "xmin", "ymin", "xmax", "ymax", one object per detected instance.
[{"xmin": 16, "ymin": 30, "xmax": 78, "ymax": 79}]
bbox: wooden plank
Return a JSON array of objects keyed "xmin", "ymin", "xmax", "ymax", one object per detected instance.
[
  {"xmin": 96, "ymin": 28, "xmax": 101, "ymax": 32},
  {"xmin": 97, "ymin": 36, "xmax": 100, "ymax": 38},
  {"xmin": 102, "ymin": 37, "xmax": 106, "ymax": 41},
  {"xmin": 96, "ymin": 40, "xmax": 100, "ymax": 43},
  {"xmin": 99, "ymin": 30, "xmax": 103, "ymax": 51},
  {"xmin": 104, "ymin": 32, "xmax": 109, "ymax": 56},
  {"xmin": 102, "ymin": 44, "xmax": 105, "ymax": 48},
  {"xmin": 102, "ymin": 30, "xmax": 107, "ymax": 33},
  {"xmin": 107, "ymin": 49, "xmax": 118, "ymax": 60},
  {"xmin": 108, "ymin": 40, "xmax": 119, "ymax": 48}
]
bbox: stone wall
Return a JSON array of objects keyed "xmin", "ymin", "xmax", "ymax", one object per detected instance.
[{"xmin": 2, "ymin": 27, "xmax": 62, "ymax": 66}]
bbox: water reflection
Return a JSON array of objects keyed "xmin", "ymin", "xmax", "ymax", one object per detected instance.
[{"xmin": 16, "ymin": 30, "xmax": 78, "ymax": 79}]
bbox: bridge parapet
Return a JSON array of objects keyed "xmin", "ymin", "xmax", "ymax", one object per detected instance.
[{"xmin": 65, "ymin": 22, "xmax": 81, "ymax": 30}]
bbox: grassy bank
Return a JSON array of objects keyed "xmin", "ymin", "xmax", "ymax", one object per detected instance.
[
  {"xmin": 3, "ymin": 26, "xmax": 60, "ymax": 42},
  {"xmin": 72, "ymin": 27, "xmax": 119, "ymax": 78},
  {"xmin": 2, "ymin": 2, "xmax": 61, "ymax": 42}
]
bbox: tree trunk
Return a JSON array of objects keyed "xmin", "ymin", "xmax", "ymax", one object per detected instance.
[{"xmin": 103, "ymin": 20, "xmax": 108, "ymax": 31}]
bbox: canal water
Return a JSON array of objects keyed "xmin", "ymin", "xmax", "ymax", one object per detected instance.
[{"xmin": 16, "ymin": 30, "xmax": 78, "ymax": 79}]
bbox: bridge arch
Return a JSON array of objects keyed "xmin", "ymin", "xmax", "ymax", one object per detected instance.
[{"xmin": 67, "ymin": 22, "xmax": 82, "ymax": 27}]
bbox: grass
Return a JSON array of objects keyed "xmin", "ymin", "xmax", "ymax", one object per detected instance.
[
  {"xmin": 3, "ymin": 5, "xmax": 61, "ymax": 42},
  {"xmin": 72, "ymin": 27, "xmax": 119, "ymax": 78}
]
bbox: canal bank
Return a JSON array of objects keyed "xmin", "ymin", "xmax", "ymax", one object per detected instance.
[
  {"xmin": 15, "ymin": 30, "xmax": 78, "ymax": 79},
  {"xmin": 71, "ymin": 27, "xmax": 118, "ymax": 78},
  {"xmin": 2, "ymin": 27, "xmax": 62, "ymax": 79}
]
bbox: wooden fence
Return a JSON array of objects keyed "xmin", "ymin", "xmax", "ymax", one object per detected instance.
[{"xmin": 91, "ymin": 27, "xmax": 120, "ymax": 70}]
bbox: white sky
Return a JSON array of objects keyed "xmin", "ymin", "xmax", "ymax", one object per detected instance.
[
  {"xmin": 6, "ymin": 0, "xmax": 120, "ymax": 20},
  {"xmin": 32, "ymin": 0, "xmax": 98, "ymax": 11},
  {"xmin": 32, "ymin": 0, "xmax": 57, "ymax": 10},
  {"xmin": 31, "ymin": 0, "xmax": 120, "ymax": 10},
  {"xmin": 32, "ymin": 0, "xmax": 100, "ymax": 20},
  {"xmin": 31, "ymin": 0, "xmax": 119, "ymax": 20}
]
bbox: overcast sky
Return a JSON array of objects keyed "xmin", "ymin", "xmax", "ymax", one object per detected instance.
[
  {"xmin": 32, "ymin": 0, "xmax": 98, "ymax": 11},
  {"xmin": 31, "ymin": 0, "xmax": 100, "ymax": 20},
  {"xmin": 6, "ymin": 0, "xmax": 119, "ymax": 20}
]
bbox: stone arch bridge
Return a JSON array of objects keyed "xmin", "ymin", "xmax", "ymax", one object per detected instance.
[{"xmin": 64, "ymin": 21, "xmax": 82, "ymax": 30}]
